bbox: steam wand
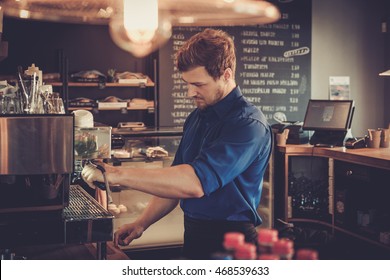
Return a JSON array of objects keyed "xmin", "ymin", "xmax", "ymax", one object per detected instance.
[{"xmin": 86, "ymin": 160, "xmax": 113, "ymax": 205}]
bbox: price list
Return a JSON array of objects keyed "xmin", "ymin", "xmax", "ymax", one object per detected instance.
[{"xmin": 158, "ymin": 0, "xmax": 311, "ymax": 126}]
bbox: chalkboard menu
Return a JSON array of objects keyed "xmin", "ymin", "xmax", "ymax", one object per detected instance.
[{"xmin": 158, "ymin": 0, "xmax": 311, "ymax": 127}]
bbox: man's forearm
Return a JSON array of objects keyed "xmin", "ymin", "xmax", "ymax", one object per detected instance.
[
  {"xmin": 107, "ymin": 164, "xmax": 204, "ymax": 199},
  {"xmin": 136, "ymin": 197, "xmax": 180, "ymax": 231}
]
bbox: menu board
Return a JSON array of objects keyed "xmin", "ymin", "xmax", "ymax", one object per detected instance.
[{"xmin": 158, "ymin": 0, "xmax": 311, "ymax": 126}]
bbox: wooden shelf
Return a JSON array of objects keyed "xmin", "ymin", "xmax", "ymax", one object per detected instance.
[
  {"xmin": 48, "ymin": 76, "xmax": 155, "ymax": 88},
  {"xmin": 49, "ymin": 69, "xmax": 158, "ymax": 127},
  {"xmin": 288, "ymin": 218, "xmax": 333, "ymax": 229},
  {"xmin": 334, "ymin": 225, "xmax": 390, "ymax": 251},
  {"xmin": 68, "ymin": 106, "xmax": 154, "ymax": 112},
  {"xmin": 289, "ymin": 218, "xmax": 390, "ymax": 251}
]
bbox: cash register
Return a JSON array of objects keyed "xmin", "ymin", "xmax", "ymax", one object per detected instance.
[{"xmin": 302, "ymin": 99, "xmax": 355, "ymax": 147}]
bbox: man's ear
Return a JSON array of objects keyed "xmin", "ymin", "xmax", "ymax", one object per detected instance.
[{"xmin": 223, "ymin": 68, "xmax": 233, "ymax": 81}]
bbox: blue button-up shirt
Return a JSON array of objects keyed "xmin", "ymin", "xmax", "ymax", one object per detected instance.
[{"xmin": 172, "ymin": 86, "xmax": 272, "ymax": 226}]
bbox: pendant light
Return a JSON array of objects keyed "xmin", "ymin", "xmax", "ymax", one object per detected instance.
[
  {"xmin": 109, "ymin": 0, "xmax": 172, "ymax": 58},
  {"xmin": 379, "ymin": 70, "xmax": 390, "ymax": 76},
  {"xmin": 0, "ymin": 0, "xmax": 281, "ymax": 57}
]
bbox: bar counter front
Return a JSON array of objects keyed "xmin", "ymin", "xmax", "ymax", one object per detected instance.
[{"xmin": 274, "ymin": 144, "xmax": 390, "ymax": 259}]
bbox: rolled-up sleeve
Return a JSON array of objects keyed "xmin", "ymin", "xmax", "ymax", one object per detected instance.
[{"xmin": 189, "ymin": 117, "xmax": 268, "ymax": 196}]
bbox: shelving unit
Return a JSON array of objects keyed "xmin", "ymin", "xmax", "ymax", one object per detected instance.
[
  {"xmin": 67, "ymin": 106, "xmax": 155, "ymax": 112},
  {"xmin": 49, "ymin": 77, "xmax": 155, "ymax": 88},
  {"xmin": 274, "ymin": 144, "xmax": 390, "ymax": 256},
  {"xmin": 49, "ymin": 72, "xmax": 158, "ymax": 128},
  {"xmin": 47, "ymin": 53, "xmax": 159, "ymax": 128}
]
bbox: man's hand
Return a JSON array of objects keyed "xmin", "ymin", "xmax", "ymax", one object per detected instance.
[
  {"xmin": 114, "ymin": 223, "xmax": 145, "ymax": 247},
  {"xmin": 81, "ymin": 163, "xmax": 105, "ymax": 189}
]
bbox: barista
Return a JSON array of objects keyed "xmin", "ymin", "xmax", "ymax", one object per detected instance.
[{"xmin": 82, "ymin": 28, "xmax": 272, "ymax": 259}]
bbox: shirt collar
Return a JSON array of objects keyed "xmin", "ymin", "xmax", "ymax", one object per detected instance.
[{"xmin": 200, "ymin": 86, "xmax": 242, "ymax": 120}]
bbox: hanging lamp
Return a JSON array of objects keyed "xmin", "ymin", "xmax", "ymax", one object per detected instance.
[{"xmin": 0, "ymin": 0, "xmax": 281, "ymax": 57}]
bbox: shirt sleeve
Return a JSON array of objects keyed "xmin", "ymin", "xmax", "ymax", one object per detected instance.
[
  {"xmin": 189, "ymin": 117, "xmax": 270, "ymax": 196},
  {"xmin": 171, "ymin": 111, "xmax": 194, "ymax": 166}
]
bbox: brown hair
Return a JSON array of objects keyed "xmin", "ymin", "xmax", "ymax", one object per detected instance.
[{"xmin": 175, "ymin": 28, "xmax": 236, "ymax": 80}]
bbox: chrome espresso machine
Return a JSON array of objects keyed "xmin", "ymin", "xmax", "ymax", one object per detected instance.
[{"xmin": 0, "ymin": 115, "xmax": 113, "ymax": 259}]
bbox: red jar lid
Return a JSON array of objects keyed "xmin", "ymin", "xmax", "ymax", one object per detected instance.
[
  {"xmin": 234, "ymin": 243, "xmax": 257, "ymax": 260},
  {"xmin": 272, "ymin": 238, "xmax": 294, "ymax": 255},
  {"xmin": 223, "ymin": 232, "xmax": 245, "ymax": 250},
  {"xmin": 235, "ymin": 251, "xmax": 257, "ymax": 260},
  {"xmin": 258, "ymin": 254, "xmax": 280, "ymax": 260},
  {"xmin": 296, "ymin": 249, "xmax": 318, "ymax": 260},
  {"xmin": 257, "ymin": 228, "xmax": 278, "ymax": 244}
]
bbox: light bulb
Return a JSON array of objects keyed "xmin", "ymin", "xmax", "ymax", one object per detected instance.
[
  {"xmin": 123, "ymin": 0, "xmax": 157, "ymax": 43},
  {"xmin": 109, "ymin": 0, "xmax": 172, "ymax": 58}
]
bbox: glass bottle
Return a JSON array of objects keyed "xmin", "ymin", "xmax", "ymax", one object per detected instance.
[
  {"xmin": 0, "ymin": 95, "xmax": 4, "ymax": 114},
  {"xmin": 6, "ymin": 96, "xmax": 16, "ymax": 114}
]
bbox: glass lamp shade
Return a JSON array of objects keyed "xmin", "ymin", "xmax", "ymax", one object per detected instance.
[
  {"xmin": 0, "ymin": 0, "xmax": 281, "ymax": 57},
  {"xmin": 379, "ymin": 69, "xmax": 390, "ymax": 76},
  {"xmin": 109, "ymin": 0, "xmax": 172, "ymax": 58}
]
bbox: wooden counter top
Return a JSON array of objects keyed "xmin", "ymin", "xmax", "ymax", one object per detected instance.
[
  {"xmin": 277, "ymin": 144, "xmax": 390, "ymax": 170},
  {"xmin": 275, "ymin": 143, "xmax": 314, "ymax": 155}
]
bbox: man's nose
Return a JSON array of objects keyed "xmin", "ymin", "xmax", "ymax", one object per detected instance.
[{"xmin": 187, "ymin": 84, "xmax": 197, "ymax": 97}]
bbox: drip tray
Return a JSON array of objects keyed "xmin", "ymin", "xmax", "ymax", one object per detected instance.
[
  {"xmin": 0, "ymin": 185, "xmax": 114, "ymax": 248},
  {"xmin": 64, "ymin": 185, "xmax": 114, "ymax": 244}
]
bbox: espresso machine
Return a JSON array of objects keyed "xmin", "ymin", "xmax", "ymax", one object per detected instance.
[{"xmin": 0, "ymin": 115, "xmax": 113, "ymax": 259}]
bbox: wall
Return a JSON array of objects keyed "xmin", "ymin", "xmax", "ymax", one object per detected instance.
[
  {"xmin": 0, "ymin": 17, "xmax": 157, "ymax": 127},
  {"xmin": 1, "ymin": 1, "xmax": 389, "ymax": 135},
  {"xmin": 384, "ymin": 1, "xmax": 390, "ymax": 130},
  {"xmin": 0, "ymin": 18, "xmax": 152, "ymax": 78},
  {"xmin": 312, "ymin": 0, "xmax": 388, "ymax": 136},
  {"xmin": 159, "ymin": 0, "xmax": 312, "ymax": 127}
]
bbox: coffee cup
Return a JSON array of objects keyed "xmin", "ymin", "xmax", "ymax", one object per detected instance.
[
  {"xmin": 276, "ymin": 129, "xmax": 289, "ymax": 146},
  {"xmin": 367, "ymin": 129, "xmax": 381, "ymax": 148},
  {"xmin": 380, "ymin": 128, "xmax": 390, "ymax": 148}
]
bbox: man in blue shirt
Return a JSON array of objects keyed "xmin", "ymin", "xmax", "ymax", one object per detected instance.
[{"xmin": 82, "ymin": 28, "xmax": 272, "ymax": 259}]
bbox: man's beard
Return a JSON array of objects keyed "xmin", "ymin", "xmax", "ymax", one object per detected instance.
[{"xmin": 195, "ymin": 87, "xmax": 224, "ymax": 111}]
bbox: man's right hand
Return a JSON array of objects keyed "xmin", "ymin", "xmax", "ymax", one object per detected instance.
[
  {"xmin": 114, "ymin": 222, "xmax": 145, "ymax": 247},
  {"xmin": 81, "ymin": 163, "xmax": 105, "ymax": 189}
]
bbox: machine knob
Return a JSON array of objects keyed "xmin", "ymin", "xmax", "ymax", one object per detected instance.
[{"xmin": 346, "ymin": 170, "xmax": 353, "ymax": 176}]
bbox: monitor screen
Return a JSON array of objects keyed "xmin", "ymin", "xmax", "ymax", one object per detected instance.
[{"xmin": 302, "ymin": 99, "xmax": 354, "ymax": 131}]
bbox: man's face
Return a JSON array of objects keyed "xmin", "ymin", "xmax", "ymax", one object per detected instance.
[{"xmin": 181, "ymin": 66, "xmax": 226, "ymax": 110}]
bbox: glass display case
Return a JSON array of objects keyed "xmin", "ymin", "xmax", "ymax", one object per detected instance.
[
  {"xmin": 74, "ymin": 126, "xmax": 112, "ymax": 160},
  {"xmin": 109, "ymin": 127, "xmax": 184, "ymax": 251}
]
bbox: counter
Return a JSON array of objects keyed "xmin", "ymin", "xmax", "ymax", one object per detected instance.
[
  {"xmin": 274, "ymin": 144, "xmax": 390, "ymax": 257},
  {"xmin": 276, "ymin": 144, "xmax": 390, "ymax": 170}
]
